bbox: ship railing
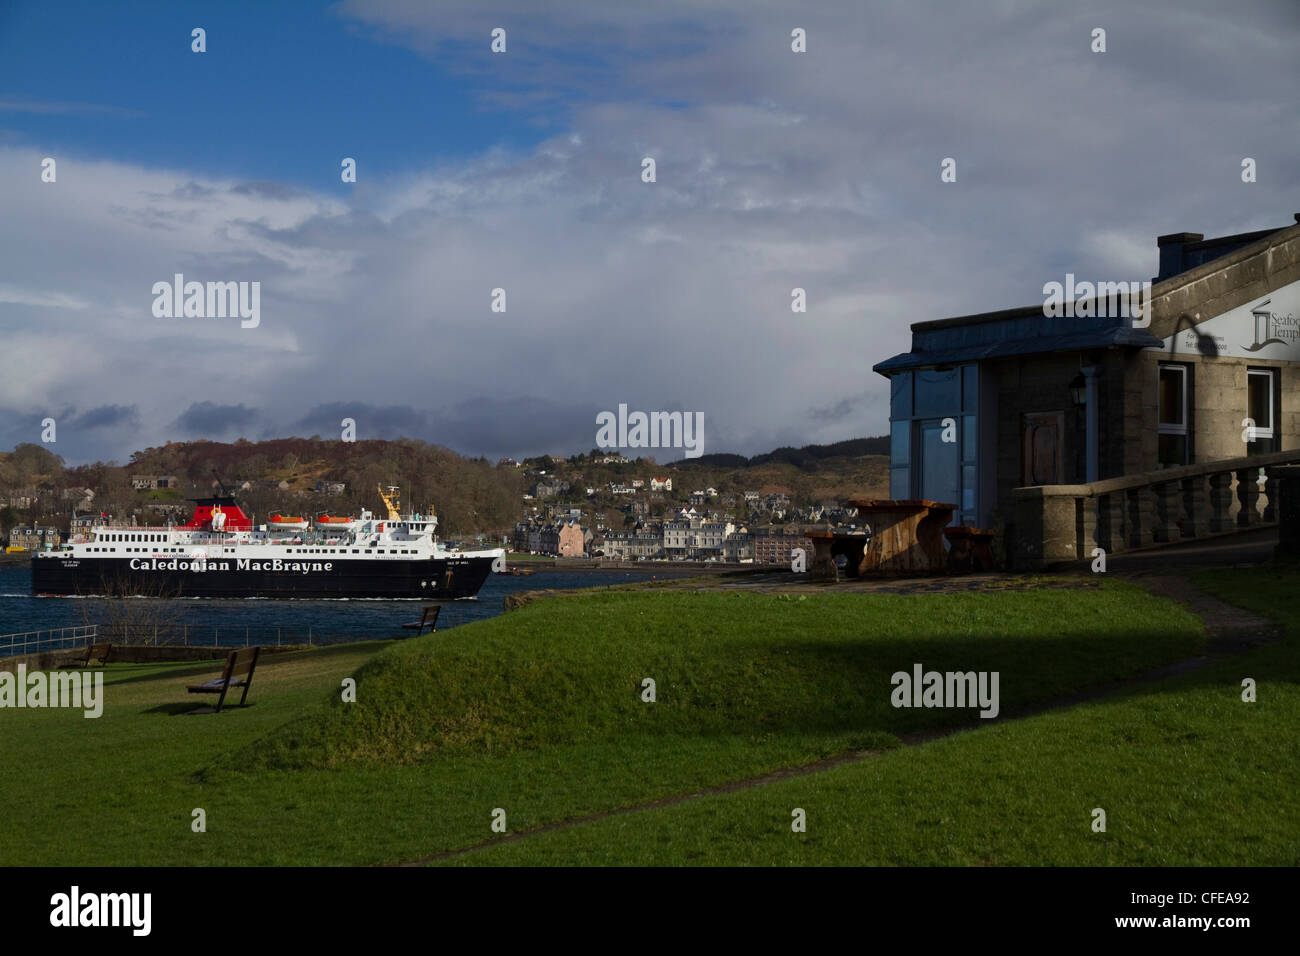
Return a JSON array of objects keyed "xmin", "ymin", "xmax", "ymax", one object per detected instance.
[{"xmin": 0, "ymin": 624, "xmax": 99, "ymax": 660}]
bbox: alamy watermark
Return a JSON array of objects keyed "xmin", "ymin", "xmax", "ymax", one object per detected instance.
[
  {"xmin": 50, "ymin": 886, "xmax": 150, "ymax": 936},
  {"xmin": 1043, "ymin": 274, "xmax": 1150, "ymax": 327},
  {"xmin": 1, "ymin": 664, "xmax": 103, "ymax": 718},
  {"xmin": 152, "ymin": 274, "xmax": 260, "ymax": 328},
  {"xmin": 890, "ymin": 663, "xmax": 999, "ymax": 718},
  {"xmin": 595, "ymin": 404, "xmax": 704, "ymax": 459}
]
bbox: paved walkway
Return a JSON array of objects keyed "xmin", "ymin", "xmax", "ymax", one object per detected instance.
[
  {"xmin": 500, "ymin": 529, "xmax": 1283, "ymax": 612},
  {"xmin": 1104, "ymin": 526, "xmax": 1277, "ymax": 574},
  {"xmin": 688, "ymin": 527, "xmax": 1281, "ymax": 597}
]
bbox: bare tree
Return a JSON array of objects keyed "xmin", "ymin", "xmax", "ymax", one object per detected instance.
[{"xmin": 78, "ymin": 572, "xmax": 185, "ymax": 645}]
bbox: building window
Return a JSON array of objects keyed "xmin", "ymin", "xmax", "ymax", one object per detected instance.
[
  {"xmin": 889, "ymin": 419, "xmax": 910, "ymax": 498},
  {"xmin": 914, "ymin": 367, "xmax": 959, "ymax": 418},
  {"xmin": 1247, "ymin": 368, "xmax": 1278, "ymax": 454},
  {"xmin": 1157, "ymin": 363, "xmax": 1190, "ymax": 467},
  {"xmin": 889, "ymin": 364, "xmax": 979, "ymax": 524}
]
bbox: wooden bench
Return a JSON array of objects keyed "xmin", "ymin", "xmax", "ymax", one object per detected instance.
[
  {"xmin": 401, "ymin": 605, "xmax": 441, "ymax": 634},
  {"xmin": 943, "ymin": 527, "xmax": 1000, "ymax": 573},
  {"xmin": 846, "ymin": 499, "xmax": 956, "ymax": 576},
  {"xmin": 77, "ymin": 643, "xmax": 113, "ymax": 667},
  {"xmin": 187, "ymin": 647, "xmax": 260, "ymax": 713},
  {"xmin": 804, "ymin": 530, "xmax": 871, "ymax": 583}
]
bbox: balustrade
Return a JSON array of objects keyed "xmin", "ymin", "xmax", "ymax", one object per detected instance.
[{"xmin": 1013, "ymin": 449, "xmax": 1300, "ymax": 569}]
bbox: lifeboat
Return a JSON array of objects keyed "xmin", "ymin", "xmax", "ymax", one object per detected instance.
[
  {"xmin": 268, "ymin": 513, "xmax": 309, "ymax": 531},
  {"xmin": 315, "ymin": 513, "xmax": 359, "ymax": 531}
]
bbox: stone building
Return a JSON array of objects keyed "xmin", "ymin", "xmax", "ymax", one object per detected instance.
[
  {"xmin": 130, "ymin": 475, "xmax": 178, "ymax": 490},
  {"xmin": 8, "ymin": 526, "xmax": 61, "ymax": 550},
  {"xmin": 752, "ymin": 527, "xmax": 807, "ymax": 565},
  {"xmin": 875, "ymin": 216, "xmax": 1300, "ymax": 550},
  {"xmin": 69, "ymin": 514, "xmax": 111, "ymax": 539},
  {"xmin": 557, "ymin": 519, "xmax": 586, "ymax": 557},
  {"xmin": 663, "ymin": 519, "xmax": 690, "ymax": 559},
  {"xmin": 724, "ymin": 529, "xmax": 754, "ymax": 562}
]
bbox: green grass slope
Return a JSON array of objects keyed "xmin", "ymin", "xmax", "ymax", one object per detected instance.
[
  {"xmin": 233, "ymin": 584, "xmax": 1203, "ymax": 772},
  {"xmin": 446, "ymin": 567, "xmax": 1300, "ymax": 866},
  {"xmin": 0, "ymin": 581, "xmax": 1206, "ymax": 865}
]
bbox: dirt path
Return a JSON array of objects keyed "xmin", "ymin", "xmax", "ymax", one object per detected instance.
[{"xmin": 393, "ymin": 576, "xmax": 1281, "ymax": 866}]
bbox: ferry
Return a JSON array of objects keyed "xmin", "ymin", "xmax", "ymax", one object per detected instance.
[{"xmin": 30, "ymin": 485, "xmax": 504, "ymax": 600}]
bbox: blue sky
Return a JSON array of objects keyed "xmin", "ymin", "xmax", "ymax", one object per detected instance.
[
  {"xmin": 0, "ymin": 0, "xmax": 550, "ymax": 185},
  {"xmin": 0, "ymin": 0, "xmax": 1297, "ymax": 465}
]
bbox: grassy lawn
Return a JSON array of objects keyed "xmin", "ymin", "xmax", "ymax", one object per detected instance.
[
  {"xmin": 446, "ymin": 567, "xmax": 1300, "ymax": 866},
  {"xmin": 506, "ymin": 552, "xmax": 555, "ymax": 562},
  {"xmin": 0, "ymin": 580, "xmax": 1205, "ymax": 866}
]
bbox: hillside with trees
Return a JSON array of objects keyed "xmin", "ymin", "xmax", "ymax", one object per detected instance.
[{"xmin": 0, "ymin": 435, "xmax": 888, "ymax": 540}]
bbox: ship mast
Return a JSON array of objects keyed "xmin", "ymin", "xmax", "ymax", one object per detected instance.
[{"xmin": 377, "ymin": 484, "xmax": 402, "ymax": 521}]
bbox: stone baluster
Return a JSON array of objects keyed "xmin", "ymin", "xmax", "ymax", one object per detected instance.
[
  {"xmin": 1236, "ymin": 467, "xmax": 1262, "ymax": 527},
  {"xmin": 1080, "ymin": 495, "xmax": 1097, "ymax": 555},
  {"xmin": 1179, "ymin": 474, "xmax": 1209, "ymax": 538},
  {"xmin": 1208, "ymin": 471, "xmax": 1235, "ymax": 533},
  {"xmin": 1095, "ymin": 492, "xmax": 1125, "ymax": 552},
  {"xmin": 1126, "ymin": 485, "xmax": 1154, "ymax": 550},
  {"xmin": 1263, "ymin": 468, "xmax": 1279, "ymax": 523},
  {"xmin": 1152, "ymin": 480, "xmax": 1182, "ymax": 543}
]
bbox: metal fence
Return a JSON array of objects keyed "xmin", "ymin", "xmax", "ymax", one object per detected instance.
[
  {"xmin": 89, "ymin": 624, "xmax": 317, "ymax": 648},
  {"xmin": 0, "ymin": 625, "xmax": 99, "ymax": 659},
  {"xmin": 0, "ymin": 623, "xmax": 318, "ymax": 658}
]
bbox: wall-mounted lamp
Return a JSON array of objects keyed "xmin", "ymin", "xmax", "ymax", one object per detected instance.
[{"xmin": 1068, "ymin": 372, "xmax": 1087, "ymax": 407}]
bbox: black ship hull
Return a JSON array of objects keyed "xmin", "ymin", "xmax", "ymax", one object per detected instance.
[{"xmin": 30, "ymin": 554, "xmax": 496, "ymax": 600}]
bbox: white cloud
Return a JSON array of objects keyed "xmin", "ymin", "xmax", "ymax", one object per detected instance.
[{"xmin": 2, "ymin": 0, "xmax": 1298, "ymax": 463}]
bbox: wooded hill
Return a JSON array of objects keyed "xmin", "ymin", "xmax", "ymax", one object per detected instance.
[{"xmin": 0, "ymin": 435, "xmax": 889, "ymax": 538}]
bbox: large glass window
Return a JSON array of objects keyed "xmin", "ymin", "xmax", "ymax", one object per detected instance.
[
  {"xmin": 914, "ymin": 368, "xmax": 960, "ymax": 418},
  {"xmin": 1157, "ymin": 363, "xmax": 1189, "ymax": 467},
  {"xmin": 890, "ymin": 372, "xmax": 913, "ymax": 419},
  {"xmin": 889, "ymin": 420, "xmax": 910, "ymax": 500},
  {"xmin": 888, "ymin": 364, "xmax": 979, "ymax": 524}
]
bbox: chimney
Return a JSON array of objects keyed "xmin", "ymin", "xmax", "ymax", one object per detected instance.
[{"xmin": 1156, "ymin": 231, "xmax": 1204, "ymax": 281}]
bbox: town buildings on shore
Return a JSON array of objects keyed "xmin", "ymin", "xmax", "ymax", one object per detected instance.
[
  {"xmin": 7, "ymin": 525, "xmax": 63, "ymax": 550},
  {"xmin": 512, "ymin": 507, "xmax": 814, "ymax": 564}
]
